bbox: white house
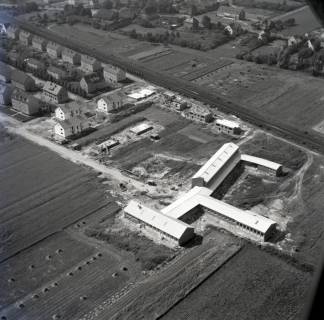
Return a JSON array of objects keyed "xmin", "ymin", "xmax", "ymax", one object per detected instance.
[
  {"xmin": 103, "ymin": 64, "xmax": 126, "ymax": 83},
  {"xmin": 97, "ymin": 90, "xmax": 124, "ymax": 113},
  {"xmin": 54, "ymin": 117, "xmax": 89, "ymax": 139},
  {"xmin": 54, "ymin": 102, "xmax": 82, "ymax": 121}
]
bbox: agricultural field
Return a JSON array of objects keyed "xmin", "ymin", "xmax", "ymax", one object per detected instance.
[
  {"xmin": 273, "ymin": 5, "xmax": 321, "ymax": 36},
  {"xmin": 0, "ymin": 136, "xmax": 114, "ymax": 262},
  {"xmin": 0, "ymin": 231, "xmax": 133, "ymax": 320},
  {"xmin": 48, "ymin": 23, "xmax": 155, "ymax": 57},
  {"xmin": 161, "ymin": 243, "xmax": 313, "ymax": 320},
  {"xmin": 192, "ymin": 60, "xmax": 324, "ymax": 134}
]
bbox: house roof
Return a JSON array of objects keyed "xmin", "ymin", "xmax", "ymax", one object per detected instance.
[
  {"xmin": 82, "ymin": 72, "xmax": 104, "ymax": 85},
  {"xmin": 215, "ymin": 119, "xmax": 240, "ymax": 129},
  {"xmin": 81, "ymin": 55, "xmax": 100, "ymax": 65},
  {"xmin": 103, "ymin": 64, "xmax": 124, "ymax": 75},
  {"xmin": 12, "ymin": 88, "xmax": 36, "ymax": 103},
  {"xmin": 189, "ymin": 104, "xmax": 212, "ymax": 117},
  {"xmin": 32, "ymin": 36, "xmax": 47, "ymax": 44},
  {"xmin": 20, "ymin": 30, "xmax": 32, "ymax": 38},
  {"xmin": 11, "ymin": 70, "xmax": 34, "ymax": 85},
  {"xmin": 43, "ymin": 81, "xmax": 65, "ymax": 95},
  {"xmin": 56, "ymin": 101, "xmax": 81, "ymax": 114},
  {"xmin": 47, "ymin": 66, "xmax": 68, "ymax": 77},
  {"xmin": 99, "ymin": 90, "xmax": 124, "ymax": 104},
  {"xmin": 124, "ymin": 200, "xmax": 194, "ymax": 240},
  {"xmin": 62, "ymin": 48, "xmax": 80, "ymax": 58},
  {"xmin": 47, "ymin": 41, "xmax": 62, "ymax": 50},
  {"xmin": 27, "ymin": 58, "xmax": 45, "ymax": 69},
  {"xmin": 192, "ymin": 142, "xmax": 240, "ymax": 184}
]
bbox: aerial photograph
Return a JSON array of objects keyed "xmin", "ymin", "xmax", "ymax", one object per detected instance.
[{"xmin": 0, "ymin": 0, "xmax": 323, "ymax": 319}]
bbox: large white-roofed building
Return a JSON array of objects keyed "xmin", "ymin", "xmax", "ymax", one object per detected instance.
[
  {"xmin": 124, "ymin": 200, "xmax": 195, "ymax": 246},
  {"xmin": 192, "ymin": 142, "xmax": 241, "ymax": 191},
  {"xmin": 241, "ymin": 154, "xmax": 283, "ymax": 176},
  {"xmin": 162, "ymin": 186, "xmax": 277, "ymax": 241}
]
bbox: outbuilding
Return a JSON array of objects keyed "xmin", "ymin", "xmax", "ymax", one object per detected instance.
[{"xmin": 215, "ymin": 119, "xmax": 242, "ymax": 135}]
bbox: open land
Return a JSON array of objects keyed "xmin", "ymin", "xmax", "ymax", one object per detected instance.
[{"xmin": 160, "ymin": 243, "xmax": 313, "ymax": 320}]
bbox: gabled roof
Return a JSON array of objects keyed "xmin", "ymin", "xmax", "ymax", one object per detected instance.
[
  {"xmin": 82, "ymin": 72, "xmax": 104, "ymax": 85},
  {"xmin": 192, "ymin": 143, "xmax": 240, "ymax": 184},
  {"xmin": 43, "ymin": 81, "xmax": 65, "ymax": 95},
  {"xmin": 99, "ymin": 90, "xmax": 124, "ymax": 104},
  {"xmin": 47, "ymin": 66, "xmax": 68, "ymax": 77},
  {"xmin": 20, "ymin": 30, "xmax": 32, "ymax": 37},
  {"xmin": 11, "ymin": 70, "xmax": 33, "ymax": 85},
  {"xmin": 62, "ymin": 48, "xmax": 80, "ymax": 58},
  {"xmin": 81, "ymin": 55, "xmax": 100, "ymax": 65},
  {"xmin": 124, "ymin": 200, "xmax": 194, "ymax": 240},
  {"xmin": 27, "ymin": 58, "xmax": 45, "ymax": 69},
  {"xmin": 56, "ymin": 101, "xmax": 81, "ymax": 114},
  {"xmin": 11, "ymin": 88, "xmax": 36, "ymax": 103},
  {"xmin": 32, "ymin": 36, "xmax": 47, "ymax": 44},
  {"xmin": 47, "ymin": 41, "xmax": 62, "ymax": 50},
  {"xmin": 103, "ymin": 64, "xmax": 124, "ymax": 75}
]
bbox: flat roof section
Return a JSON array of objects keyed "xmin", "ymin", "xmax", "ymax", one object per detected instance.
[{"xmin": 241, "ymin": 154, "xmax": 282, "ymax": 171}]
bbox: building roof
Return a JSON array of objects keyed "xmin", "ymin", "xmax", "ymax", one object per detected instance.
[
  {"xmin": 81, "ymin": 55, "xmax": 100, "ymax": 65},
  {"xmin": 99, "ymin": 90, "xmax": 124, "ymax": 104},
  {"xmin": 103, "ymin": 63, "xmax": 124, "ymax": 75},
  {"xmin": 43, "ymin": 81, "xmax": 65, "ymax": 95},
  {"xmin": 47, "ymin": 65, "xmax": 68, "ymax": 77},
  {"xmin": 130, "ymin": 123, "xmax": 153, "ymax": 135},
  {"xmin": 192, "ymin": 143, "xmax": 240, "ymax": 184},
  {"xmin": 11, "ymin": 88, "xmax": 36, "ymax": 103},
  {"xmin": 215, "ymin": 119, "xmax": 240, "ymax": 129},
  {"xmin": 82, "ymin": 72, "xmax": 104, "ymax": 85},
  {"xmin": 55, "ymin": 119, "xmax": 73, "ymax": 130},
  {"xmin": 128, "ymin": 88, "xmax": 155, "ymax": 100},
  {"xmin": 47, "ymin": 41, "xmax": 62, "ymax": 50},
  {"xmin": 161, "ymin": 186, "xmax": 212, "ymax": 218},
  {"xmin": 240, "ymin": 154, "xmax": 282, "ymax": 171},
  {"xmin": 124, "ymin": 200, "xmax": 194, "ymax": 240},
  {"xmin": 11, "ymin": 70, "xmax": 33, "ymax": 85},
  {"xmin": 20, "ymin": 30, "xmax": 31, "ymax": 37},
  {"xmin": 197, "ymin": 195, "xmax": 276, "ymax": 234},
  {"xmin": 27, "ymin": 58, "xmax": 45, "ymax": 69},
  {"xmin": 32, "ymin": 35, "xmax": 47, "ymax": 44},
  {"xmin": 189, "ymin": 104, "xmax": 212, "ymax": 117},
  {"xmin": 62, "ymin": 48, "xmax": 80, "ymax": 58},
  {"xmin": 56, "ymin": 101, "xmax": 81, "ymax": 114}
]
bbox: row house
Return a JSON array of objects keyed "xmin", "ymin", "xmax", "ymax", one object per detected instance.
[
  {"xmin": 6, "ymin": 25, "xmax": 19, "ymax": 40},
  {"xmin": 47, "ymin": 41, "xmax": 63, "ymax": 59},
  {"xmin": 80, "ymin": 72, "xmax": 106, "ymax": 94},
  {"xmin": 62, "ymin": 48, "xmax": 81, "ymax": 66},
  {"xmin": 97, "ymin": 90, "xmax": 125, "ymax": 114},
  {"xmin": 80, "ymin": 55, "xmax": 102, "ymax": 74},
  {"xmin": 19, "ymin": 30, "xmax": 33, "ymax": 46},
  {"xmin": 32, "ymin": 36, "xmax": 47, "ymax": 52},
  {"xmin": 0, "ymin": 83, "xmax": 12, "ymax": 105},
  {"xmin": 11, "ymin": 88, "xmax": 42, "ymax": 115},
  {"xmin": 103, "ymin": 64, "xmax": 126, "ymax": 83},
  {"xmin": 11, "ymin": 70, "xmax": 37, "ymax": 92},
  {"xmin": 47, "ymin": 66, "xmax": 69, "ymax": 82},
  {"xmin": 43, "ymin": 81, "xmax": 69, "ymax": 104}
]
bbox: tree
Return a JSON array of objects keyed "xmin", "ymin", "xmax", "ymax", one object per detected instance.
[
  {"xmin": 191, "ymin": 5, "xmax": 198, "ymax": 17},
  {"xmin": 238, "ymin": 10, "xmax": 246, "ymax": 21},
  {"xmin": 202, "ymin": 15, "xmax": 211, "ymax": 29},
  {"xmin": 192, "ymin": 17, "xmax": 199, "ymax": 31},
  {"xmin": 144, "ymin": 0, "xmax": 157, "ymax": 15},
  {"xmin": 103, "ymin": 0, "xmax": 113, "ymax": 9}
]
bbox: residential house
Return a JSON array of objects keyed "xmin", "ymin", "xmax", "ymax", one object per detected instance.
[
  {"xmin": 215, "ymin": 119, "xmax": 242, "ymax": 135},
  {"xmin": 43, "ymin": 81, "xmax": 69, "ymax": 104},
  {"xmin": 80, "ymin": 72, "xmax": 106, "ymax": 94},
  {"xmin": 103, "ymin": 64, "xmax": 126, "ymax": 83},
  {"xmin": 19, "ymin": 30, "xmax": 33, "ymax": 46},
  {"xmin": 55, "ymin": 102, "xmax": 82, "ymax": 121},
  {"xmin": 47, "ymin": 66, "xmax": 69, "ymax": 82},
  {"xmin": 119, "ymin": 7, "xmax": 137, "ymax": 20},
  {"xmin": 54, "ymin": 102, "xmax": 89, "ymax": 139},
  {"xmin": 0, "ymin": 83, "xmax": 12, "ymax": 105},
  {"xmin": 0, "ymin": 62, "xmax": 11, "ymax": 83},
  {"xmin": 288, "ymin": 35, "xmax": 303, "ymax": 47},
  {"xmin": 80, "ymin": 55, "xmax": 102, "ymax": 74},
  {"xmin": 97, "ymin": 90, "xmax": 125, "ymax": 113},
  {"xmin": 6, "ymin": 25, "xmax": 19, "ymax": 40},
  {"xmin": 217, "ymin": 5, "xmax": 243, "ymax": 20},
  {"xmin": 26, "ymin": 58, "xmax": 46, "ymax": 72},
  {"xmin": 184, "ymin": 17, "xmax": 195, "ymax": 30},
  {"xmin": 62, "ymin": 48, "xmax": 81, "ymax": 65},
  {"xmin": 184, "ymin": 104, "xmax": 213, "ymax": 123},
  {"xmin": 47, "ymin": 41, "xmax": 63, "ymax": 58},
  {"xmin": 11, "ymin": 88, "xmax": 42, "ymax": 115},
  {"xmin": 11, "ymin": 70, "xmax": 36, "ymax": 91},
  {"xmin": 32, "ymin": 36, "xmax": 47, "ymax": 52}
]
